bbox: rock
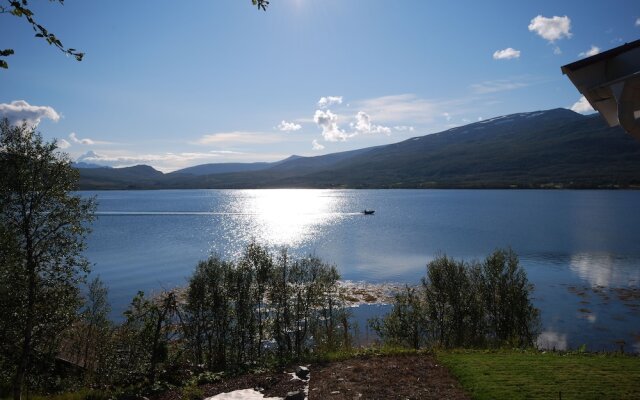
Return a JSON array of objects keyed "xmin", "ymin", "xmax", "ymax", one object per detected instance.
[
  {"xmin": 284, "ymin": 389, "xmax": 305, "ymax": 400},
  {"xmin": 295, "ymin": 365, "xmax": 310, "ymax": 380}
]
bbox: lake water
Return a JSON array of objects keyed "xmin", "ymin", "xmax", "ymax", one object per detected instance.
[{"xmin": 80, "ymin": 189, "xmax": 640, "ymax": 352}]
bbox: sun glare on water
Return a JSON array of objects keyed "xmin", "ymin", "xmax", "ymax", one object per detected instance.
[{"xmin": 231, "ymin": 189, "xmax": 345, "ymax": 247}]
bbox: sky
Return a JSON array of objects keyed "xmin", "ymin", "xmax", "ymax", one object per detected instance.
[{"xmin": 1, "ymin": 0, "xmax": 639, "ymax": 172}]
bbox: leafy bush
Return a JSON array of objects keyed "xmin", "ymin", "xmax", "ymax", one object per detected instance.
[
  {"xmin": 180, "ymin": 383, "xmax": 204, "ymax": 400},
  {"xmin": 372, "ymin": 249, "xmax": 539, "ymax": 349},
  {"xmin": 182, "ymin": 243, "xmax": 352, "ymax": 370}
]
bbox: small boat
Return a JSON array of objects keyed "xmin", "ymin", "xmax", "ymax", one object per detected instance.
[{"xmin": 363, "ymin": 209, "xmax": 375, "ymax": 215}]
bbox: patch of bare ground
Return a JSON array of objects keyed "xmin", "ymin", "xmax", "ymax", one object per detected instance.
[{"xmin": 308, "ymin": 354, "xmax": 470, "ymax": 400}]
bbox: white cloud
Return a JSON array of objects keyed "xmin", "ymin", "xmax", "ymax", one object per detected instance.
[
  {"xmin": 351, "ymin": 111, "xmax": 391, "ymax": 135},
  {"xmin": 194, "ymin": 131, "xmax": 284, "ymax": 145},
  {"xmin": 470, "ymin": 79, "xmax": 529, "ymax": 94},
  {"xmin": 443, "ymin": 112, "xmax": 452, "ymax": 121},
  {"xmin": 354, "ymin": 94, "xmax": 440, "ymax": 123},
  {"xmin": 68, "ymin": 132, "xmax": 114, "ymax": 146},
  {"xmin": 569, "ymin": 96, "xmax": 595, "ymax": 114},
  {"xmin": 579, "ymin": 45, "xmax": 600, "ymax": 58},
  {"xmin": 57, "ymin": 138, "xmax": 71, "ymax": 149},
  {"xmin": 636, "ymin": 17, "xmax": 640, "ymax": 27},
  {"xmin": 313, "ymin": 109, "xmax": 348, "ymax": 141},
  {"xmin": 317, "ymin": 96, "xmax": 343, "ymax": 109},
  {"xmin": 553, "ymin": 46, "xmax": 562, "ymax": 55},
  {"xmin": 311, "ymin": 139, "xmax": 324, "ymax": 151},
  {"xmin": 0, "ymin": 100, "xmax": 60, "ymax": 126},
  {"xmin": 277, "ymin": 120, "xmax": 302, "ymax": 132},
  {"xmin": 69, "ymin": 132, "xmax": 94, "ymax": 145},
  {"xmin": 493, "ymin": 47, "xmax": 521, "ymax": 60},
  {"xmin": 528, "ymin": 15, "xmax": 572, "ymax": 42}
]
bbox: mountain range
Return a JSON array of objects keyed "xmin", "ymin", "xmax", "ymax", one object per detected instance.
[{"xmin": 76, "ymin": 108, "xmax": 640, "ymax": 190}]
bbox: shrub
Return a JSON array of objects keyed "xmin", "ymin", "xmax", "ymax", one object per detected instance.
[{"xmin": 371, "ymin": 249, "xmax": 539, "ymax": 349}]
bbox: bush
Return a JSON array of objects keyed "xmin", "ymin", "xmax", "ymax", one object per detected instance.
[
  {"xmin": 371, "ymin": 249, "xmax": 539, "ymax": 349},
  {"xmin": 182, "ymin": 243, "xmax": 352, "ymax": 370},
  {"xmin": 180, "ymin": 383, "xmax": 204, "ymax": 400}
]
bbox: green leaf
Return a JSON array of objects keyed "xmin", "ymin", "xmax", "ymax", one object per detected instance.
[{"xmin": 0, "ymin": 60, "xmax": 8, "ymax": 69}]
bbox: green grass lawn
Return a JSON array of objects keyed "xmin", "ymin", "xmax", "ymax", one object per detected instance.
[{"xmin": 437, "ymin": 349, "xmax": 640, "ymax": 400}]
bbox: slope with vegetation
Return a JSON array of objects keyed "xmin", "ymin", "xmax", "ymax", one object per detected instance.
[{"xmin": 77, "ymin": 109, "xmax": 640, "ymax": 190}]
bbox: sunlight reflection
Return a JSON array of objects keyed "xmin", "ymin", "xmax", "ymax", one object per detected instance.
[
  {"xmin": 536, "ymin": 330, "xmax": 568, "ymax": 351},
  {"xmin": 233, "ymin": 189, "xmax": 345, "ymax": 247},
  {"xmin": 569, "ymin": 253, "xmax": 640, "ymax": 287}
]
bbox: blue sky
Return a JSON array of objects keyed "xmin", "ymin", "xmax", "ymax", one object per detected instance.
[{"xmin": 1, "ymin": 0, "xmax": 639, "ymax": 171}]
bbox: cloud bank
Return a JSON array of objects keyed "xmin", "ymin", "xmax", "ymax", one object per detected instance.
[
  {"xmin": 470, "ymin": 79, "xmax": 529, "ymax": 94},
  {"xmin": 0, "ymin": 100, "xmax": 60, "ymax": 126},
  {"xmin": 354, "ymin": 94, "xmax": 439, "ymax": 124},
  {"xmin": 195, "ymin": 131, "xmax": 284, "ymax": 145}
]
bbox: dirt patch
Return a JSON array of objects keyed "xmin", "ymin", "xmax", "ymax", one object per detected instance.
[
  {"xmin": 308, "ymin": 354, "xmax": 470, "ymax": 399},
  {"xmin": 152, "ymin": 354, "xmax": 469, "ymax": 400}
]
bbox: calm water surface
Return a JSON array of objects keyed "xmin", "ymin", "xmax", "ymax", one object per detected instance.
[{"xmin": 80, "ymin": 189, "xmax": 640, "ymax": 352}]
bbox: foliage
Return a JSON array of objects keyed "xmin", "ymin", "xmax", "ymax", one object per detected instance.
[
  {"xmin": 480, "ymin": 249, "xmax": 539, "ymax": 346},
  {"xmin": 183, "ymin": 243, "xmax": 351, "ymax": 371},
  {"xmin": 0, "ymin": 0, "xmax": 83, "ymax": 69},
  {"xmin": 0, "ymin": 119, "xmax": 96, "ymax": 399},
  {"xmin": 371, "ymin": 249, "xmax": 539, "ymax": 349},
  {"xmin": 61, "ymin": 277, "xmax": 113, "ymax": 387},
  {"xmin": 38, "ymin": 242, "xmax": 352, "ymax": 396},
  {"xmin": 180, "ymin": 382, "xmax": 204, "ymax": 400},
  {"xmin": 251, "ymin": 0, "xmax": 269, "ymax": 11},
  {"xmin": 110, "ymin": 290, "xmax": 179, "ymax": 386},
  {"xmin": 437, "ymin": 349, "xmax": 640, "ymax": 400},
  {"xmin": 369, "ymin": 286, "xmax": 427, "ymax": 350}
]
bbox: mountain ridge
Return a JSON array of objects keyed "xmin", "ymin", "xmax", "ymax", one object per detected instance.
[{"xmin": 76, "ymin": 108, "xmax": 640, "ymax": 190}]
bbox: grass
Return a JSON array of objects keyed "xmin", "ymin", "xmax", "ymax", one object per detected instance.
[{"xmin": 437, "ymin": 349, "xmax": 640, "ymax": 400}]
